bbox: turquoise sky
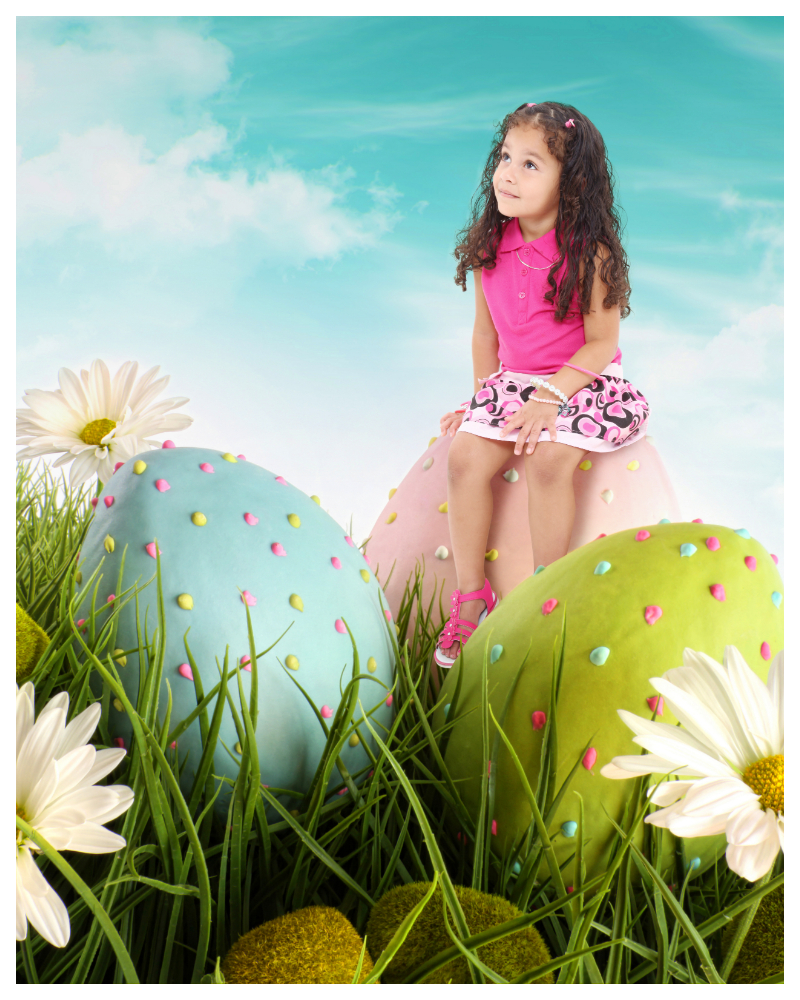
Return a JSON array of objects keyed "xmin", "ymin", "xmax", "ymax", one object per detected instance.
[{"xmin": 17, "ymin": 16, "xmax": 784, "ymax": 563}]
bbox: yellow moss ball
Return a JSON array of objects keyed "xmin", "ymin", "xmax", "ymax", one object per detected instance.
[
  {"xmin": 725, "ymin": 884, "xmax": 784, "ymax": 984},
  {"xmin": 221, "ymin": 905, "xmax": 375, "ymax": 984},
  {"xmin": 365, "ymin": 882, "xmax": 553, "ymax": 984},
  {"xmin": 16, "ymin": 604, "xmax": 50, "ymax": 683}
]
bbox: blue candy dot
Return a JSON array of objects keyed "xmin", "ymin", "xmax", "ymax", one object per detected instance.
[
  {"xmin": 688, "ymin": 856, "xmax": 701, "ymax": 871},
  {"xmin": 734, "ymin": 528, "xmax": 751, "ymax": 539},
  {"xmin": 680, "ymin": 543, "xmax": 697, "ymax": 558},
  {"xmin": 659, "ymin": 518, "xmax": 671, "ymax": 524},
  {"xmin": 771, "ymin": 592, "xmax": 783, "ymax": 609},
  {"xmin": 490, "ymin": 644, "xmax": 503, "ymax": 663},
  {"xmin": 512, "ymin": 861, "xmax": 521, "ymax": 876},
  {"xmin": 589, "ymin": 646, "xmax": 610, "ymax": 666},
  {"xmin": 444, "ymin": 703, "xmax": 451, "ymax": 717},
  {"xmin": 594, "ymin": 561, "xmax": 611, "ymax": 575},
  {"xmin": 561, "ymin": 821, "xmax": 578, "ymax": 838},
  {"xmin": 534, "ymin": 565, "xmax": 546, "ymax": 575}
]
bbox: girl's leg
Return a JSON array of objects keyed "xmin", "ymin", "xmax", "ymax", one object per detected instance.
[
  {"xmin": 524, "ymin": 441, "xmax": 589, "ymax": 567},
  {"xmin": 439, "ymin": 431, "xmax": 512, "ymax": 656}
]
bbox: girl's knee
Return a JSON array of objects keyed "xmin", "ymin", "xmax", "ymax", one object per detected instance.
[{"xmin": 525, "ymin": 445, "xmax": 585, "ymax": 485}]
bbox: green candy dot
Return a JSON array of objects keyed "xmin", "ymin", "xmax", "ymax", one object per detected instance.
[
  {"xmin": 444, "ymin": 703, "xmax": 451, "ymax": 717},
  {"xmin": 771, "ymin": 592, "xmax": 782, "ymax": 608},
  {"xmin": 734, "ymin": 528, "xmax": 751, "ymax": 539},
  {"xmin": 594, "ymin": 561, "xmax": 611, "ymax": 575},
  {"xmin": 680, "ymin": 543, "xmax": 697, "ymax": 557},
  {"xmin": 490, "ymin": 644, "xmax": 503, "ymax": 663},
  {"xmin": 589, "ymin": 646, "xmax": 610, "ymax": 665},
  {"xmin": 534, "ymin": 565, "xmax": 546, "ymax": 575},
  {"xmin": 561, "ymin": 821, "xmax": 578, "ymax": 838},
  {"xmin": 659, "ymin": 518, "xmax": 671, "ymax": 524}
]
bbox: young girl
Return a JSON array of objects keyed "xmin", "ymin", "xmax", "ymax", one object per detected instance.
[{"xmin": 434, "ymin": 101, "xmax": 649, "ymax": 668}]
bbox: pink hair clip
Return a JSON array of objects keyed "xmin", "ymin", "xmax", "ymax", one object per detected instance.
[
  {"xmin": 565, "ymin": 119, "xmax": 575, "ymax": 128},
  {"xmin": 526, "ymin": 103, "xmax": 537, "ymax": 107}
]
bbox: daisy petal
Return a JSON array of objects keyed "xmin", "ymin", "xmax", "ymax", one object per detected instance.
[
  {"xmin": 723, "ymin": 646, "xmax": 780, "ymax": 757},
  {"xmin": 54, "ymin": 822, "xmax": 128, "ymax": 854},
  {"xmin": 767, "ymin": 651, "xmax": 784, "ymax": 749},
  {"xmin": 679, "ymin": 776, "xmax": 759, "ymax": 817},
  {"xmin": 647, "ymin": 779, "xmax": 697, "ymax": 806},
  {"xmin": 726, "ymin": 824, "xmax": 781, "ymax": 881},
  {"xmin": 56, "ymin": 703, "xmax": 101, "ymax": 758},
  {"xmin": 600, "ymin": 753, "xmax": 706, "ymax": 779},
  {"xmin": 648, "ymin": 676, "xmax": 744, "ymax": 767},
  {"xmin": 17, "ymin": 707, "xmax": 66, "ymax": 804},
  {"xmin": 726, "ymin": 802, "xmax": 776, "ymax": 847},
  {"xmin": 21, "ymin": 875, "xmax": 71, "ymax": 948},
  {"xmin": 17, "ymin": 684, "xmax": 35, "ymax": 759}
]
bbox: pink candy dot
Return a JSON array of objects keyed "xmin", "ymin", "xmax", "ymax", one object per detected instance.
[
  {"xmin": 241, "ymin": 590, "xmax": 257, "ymax": 606},
  {"xmin": 771, "ymin": 553, "xmax": 779, "ymax": 565},
  {"xmin": 646, "ymin": 695, "xmax": 665, "ymax": 716},
  {"xmin": 595, "ymin": 533, "xmax": 607, "ymax": 539},
  {"xmin": 644, "ymin": 605, "xmax": 663, "ymax": 625},
  {"xmin": 386, "ymin": 694, "xmax": 393, "ymax": 706},
  {"xmin": 271, "ymin": 542, "xmax": 286, "ymax": 557},
  {"xmin": 244, "ymin": 512, "xmax": 259, "ymax": 526},
  {"xmin": 692, "ymin": 518, "xmax": 703, "ymax": 523},
  {"xmin": 709, "ymin": 584, "xmax": 726, "ymax": 602},
  {"xmin": 178, "ymin": 663, "xmax": 194, "ymax": 681},
  {"xmin": 91, "ymin": 498, "xmax": 98, "ymax": 508},
  {"xmin": 237, "ymin": 454, "xmax": 246, "ymax": 461},
  {"xmin": 321, "ymin": 705, "xmax": 333, "ymax": 719},
  {"xmin": 107, "ymin": 594, "xmax": 115, "ymax": 603},
  {"xmin": 491, "ymin": 819, "xmax": 498, "ymax": 836},
  {"xmin": 344, "ymin": 535, "xmax": 355, "ymax": 547},
  {"xmin": 338, "ymin": 788, "xmax": 346, "ymax": 796},
  {"xmin": 384, "ymin": 609, "xmax": 392, "ymax": 621},
  {"xmin": 169, "ymin": 741, "xmax": 177, "ymax": 750},
  {"xmin": 706, "ymin": 536, "xmax": 720, "ymax": 551},
  {"xmin": 542, "ymin": 598, "xmax": 558, "ymax": 615},
  {"xmin": 155, "ymin": 479, "xmax": 170, "ymax": 492},
  {"xmin": 368, "ymin": 770, "xmax": 374, "ymax": 778},
  {"xmin": 567, "ymin": 886, "xmax": 574, "ymax": 894},
  {"xmin": 114, "ymin": 462, "xmax": 124, "ymax": 472},
  {"xmin": 331, "ymin": 556, "xmax": 342, "ymax": 569},
  {"xmin": 114, "ymin": 737, "xmax": 126, "ymax": 749},
  {"xmin": 240, "ymin": 655, "xmax": 251, "ymax": 671},
  {"xmin": 334, "ymin": 619, "xmax": 346, "ymax": 633},
  {"xmin": 76, "ymin": 618, "xmax": 86, "ymax": 628},
  {"xmin": 744, "ymin": 556, "xmax": 757, "ymax": 571},
  {"xmin": 635, "ymin": 529, "xmax": 650, "ymax": 541},
  {"xmin": 582, "ymin": 747, "xmax": 597, "ymax": 770},
  {"xmin": 363, "ymin": 553, "xmax": 372, "ymax": 566},
  {"xmin": 487, "ymin": 760, "xmax": 492, "ymax": 775},
  {"xmin": 162, "ymin": 440, "xmax": 175, "ymax": 449},
  {"xmin": 145, "ymin": 542, "xmax": 163, "ymax": 559},
  {"xmin": 199, "ymin": 463, "xmax": 214, "ymax": 474},
  {"xmin": 275, "ymin": 476, "xmax": 287, "ymax": 485},
  {"xmin": 761, "ymin": 642, "xmax": 771, "ymax": 661},
  {"xmin": 531, "ymin": 711, "xmax": 547, "ymax": 730}
]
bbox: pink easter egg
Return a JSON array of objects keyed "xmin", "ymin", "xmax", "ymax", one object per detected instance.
[
  {"xmin": 321, "ymin": 705, "xmax": 334, "ymax": 719},
  {"xmin": 331, "ymin": 556, "xmax": 342, "ymax": 569},
  {"xmin": 334, "ymin": 619, "xmax": 346, "ymax": 633},
  {"xmin": 155, "ymin": 479, "xmax": 170, "ymax": 492},
  {"xmin": 531, "ymin": 711, "xmax": 547, "ymax": 730},
  {"xmin": 646, "ymin": 695, "xmax": 665, "ymax": 716},
  {"xmin": 199, "ymin": 463, "xmax": 214, "ymax": 473},
  {"xmin": 542, "ymin": 598, "xmax": 558, "ymax": 615},
  {"xmin": 644, "ymin": 605, "xmax": 662, "ymax": 625},
  {"xmin": 271, "ymin": 543, "xmax": 286, "ymax": 557},
  {"xmin": 706, "ymin": 536, "xmax": 720, "ymax": 551},
  {"xmin": 275, "ymin": 476, "xmax": 287, "ymax": 485},
  {"xmin": 582, "ymin": 747, "xmax": 597, "ymax": 770},
  {"xmin": 635, "ymin": 529, "xmax": 650, "ymax": 541},
  {"xmin": 241, "ymin": 590, "xmax": 257, "ymax": 606},
  {"xmin": 145, "ymin": 542, "xmax": 162, "ymax": 559},
  {"xmin": 178, "ymin": 663, "xmax": 194, "ymax": 681},
  {"xmin": 761, "ymin": 642, "xmax": 771, "ymax": 661},
  {"xmin": 709, "ymin": 584, "xmax": 726, "ymax": 602},
  {"xmin": 244, "ymin": 512, "xmax": 259, "ymax": 525},
  {"xmin": 744, "ymin": 556, "xmax": 757, "ymax": 571},
  {"xmin": 162, "ymin": 440, "xmax": 175, "ymax": 449}
]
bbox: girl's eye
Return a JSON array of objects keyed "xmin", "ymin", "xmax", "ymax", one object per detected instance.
[{"xmin": 525, "ymin": 160, "xmax": 537, "ymax": 170}]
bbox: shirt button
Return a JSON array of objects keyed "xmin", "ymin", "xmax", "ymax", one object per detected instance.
[
  {"xmin": 523, "ymin": 249, "xmax": 530, "ymax": 255},
  {"xmin": 521, "ymin": 268, "xmax": 528, "ymax": 275},
  {"xmin": 519, "ymin": 292, "xmax": 526, "ymax": 299}
]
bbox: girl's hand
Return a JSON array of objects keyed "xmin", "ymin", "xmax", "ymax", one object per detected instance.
[
  {"xmin": 498, "ymin": 400, "xmax": 558, "ymax": 456},
  {"xmin": 440, "ymin": 410, "xmax": 465, "ymax": 437}
]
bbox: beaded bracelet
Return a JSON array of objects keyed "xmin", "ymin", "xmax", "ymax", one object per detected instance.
[
  {"xmin": 529, "ymin": 376, "xmax": 569, "ymax": 406},
  {"xmin": 531, "ymin": 397, "xmax": 572, "ymax": 417}
]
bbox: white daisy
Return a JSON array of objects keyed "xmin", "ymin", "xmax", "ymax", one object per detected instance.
[
  {"xmin": 600, "ymin": 646, "xmax": 783, "ymax": 882},
  {"xmin": 16, "ymin": 359, "xmax": 193, "ymax": 486},
  {"xmin": 16, "ymin": 683, "xmax": 134, "ymax": 948}
]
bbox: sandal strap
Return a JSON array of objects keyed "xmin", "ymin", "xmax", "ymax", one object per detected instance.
[{"xmin": 441, "ymin": 616, "xmax": 479, "ymax": 643}]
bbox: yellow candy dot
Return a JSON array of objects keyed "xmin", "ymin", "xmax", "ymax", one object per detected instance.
[
  {"xmin": 234, "ymin": 742, "xmax": 243, "ymax": 755},
  {"xmin": 75, "ymin": 571, "xmax": 83, "ymax": 585},
  {"xmin": 285, "ymin": 655, "xmax": 300, "ymax": 671},
  {"xmin": 310, "ymin": 494, "xmax": 321, "ymax": 505},
  {"xmin": 388, "ymin": 488, "xmax": 397, "ymax": 499},
  {"xmin": 438, "ymin": 501, "xmax": 448, "ymax": 513},
  {"xmin": 428, "ymin": 437, "xmax": 437, "ymax": 447},
  {"xmin": 133, "ymin": 460, "xmax": 147, "ymax": 475},
  {"xmin": 348, "ymin": 733, "xmax": 360, "ymax": 747},
  {"xmin": 395, "ymin": 623, "xmax": 400, "ymax": 635},
  {"xmin": 113, "ymin": 649, "xmax": 127, "ymax": 667},
  {"xmin": 177, "ymin": 593, "xmax": 194, "ymax": 610},
  {"xmin": 289, "ymin": 593, "xmax": 304, "ymax": 612},
  {"xmin": 113, "ymin": 698, "xmax": 123, "ymax": 712},
  {"xmin": 386, "ymin": 512, "xmax": 397, "ymax": 524},
  {"xmin": 191, "ymin": 511, "xmax": 207, "ymax": 526},
  {"xmin": 290, "ymin": 809, "xmax": 300, "ymax": 818},
  {"xmin": 627, "ymin": 460, "xmax": 640, "ymax": 471},
  {"xmin": 579, "ymin": 459, "xmax": 592, "ymax": 471},
  {"xmin": 103, "ymin": 535, "xmax": 115, "ymax": 553},
  {"xmin": 367, "ymin": 656, "xmax": 377, "ymax": 673},
  {"xmin": 360, "ymin": 569, "xmax": 370, "ymax": 583},
  {"xmin": 287, "ymin": 513, "xmax": 301, "ymax": 528},
  {"xmin": 222, "ymin": 453, "xmax": 237, "ymax": 463},
  {"xmin": 485, "ymin": 549, "xmax": 499, "ymax": 562}
]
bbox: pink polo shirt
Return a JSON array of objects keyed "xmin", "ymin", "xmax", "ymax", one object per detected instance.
[{"xmin": 480, "ymin": 218, "xmax": 622, "ymax": 375}]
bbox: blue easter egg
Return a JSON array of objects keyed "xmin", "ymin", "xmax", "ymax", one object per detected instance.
[{"xmin": 77, "ymin": 448, "xmax": 395, "ymax": 817}]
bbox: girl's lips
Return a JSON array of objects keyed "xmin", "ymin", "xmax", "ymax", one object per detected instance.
[{"xmin": 498, "ymin": 189, "xmax": 519, "ymax": 198}]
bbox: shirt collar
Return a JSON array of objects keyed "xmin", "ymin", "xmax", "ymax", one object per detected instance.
[{"xmin": 498, "ymin": 217, "xmax": 558, "ymax": 262}]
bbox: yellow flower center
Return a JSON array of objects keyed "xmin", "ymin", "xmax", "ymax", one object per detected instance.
[
  {"xmin": 79, "ymin": 418, "xmax": 116, "ymax": 447},
  {"xmin": 742, "ymin": 754, "xmax": 784, "ymax": 815}
]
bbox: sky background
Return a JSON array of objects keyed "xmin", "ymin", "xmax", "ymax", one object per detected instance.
[{"xmin": 16, "ymin": 15, "xmax": 784, "ymax": 566}]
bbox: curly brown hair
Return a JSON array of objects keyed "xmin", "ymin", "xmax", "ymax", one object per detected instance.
[{"xmin": 454, "ymin": 102, "xmax": 631, "ymax": 320}]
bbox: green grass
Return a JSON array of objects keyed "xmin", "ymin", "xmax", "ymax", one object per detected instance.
[{"xmin": 15, "ymin": 461, "xmax": 783, "ymax": 985}]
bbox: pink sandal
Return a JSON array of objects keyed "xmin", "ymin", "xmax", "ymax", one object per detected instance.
[{"xmin": 434, "ymin": 577, "xmax": 498, "ymax": 669}]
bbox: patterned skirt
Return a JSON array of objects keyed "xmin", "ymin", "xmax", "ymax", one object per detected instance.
[{"xmin": 457, "ymin": 364, "xmax": 649, "ymax": 452}]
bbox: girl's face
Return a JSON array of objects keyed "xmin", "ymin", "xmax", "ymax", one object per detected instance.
[{"xmin": 493, "ymin": 126, "xmax": 562, "ymax": 233}]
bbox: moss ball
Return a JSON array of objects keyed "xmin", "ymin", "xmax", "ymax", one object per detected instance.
[
  {"xmin": 221, "ymin": 905, "xmax": 375, "ymax": 984},
  {"xmin": 365, "ymin": 882, "xmax": 552, "ymax": 984},
  {"xmin": 16, "ymin": 604, "xmax": 50, "ymax": 683},
  {"xmin": 725, "ymin": 884, "xmax": 784, "ymax": 984}
]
